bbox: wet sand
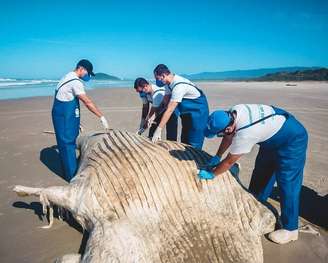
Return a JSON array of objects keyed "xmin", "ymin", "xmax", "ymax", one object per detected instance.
[{"xmin": 0, "ymin": 81, "xmax": 327, "ymax": 262}]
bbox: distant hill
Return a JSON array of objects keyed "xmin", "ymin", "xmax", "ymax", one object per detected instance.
[
  {"xmin": 183, "ymin": 67, "xmax": 320, "ymax": 80},
  {"xmin": 93, "ymin": 72, "xmax": 121, "ymax": 80},
  {"xmin": 255, "ymin": 68, "xmax": 328, "ymax": 81}
]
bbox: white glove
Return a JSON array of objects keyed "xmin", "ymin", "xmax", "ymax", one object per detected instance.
[
  {"xmin": 100, "ymin": 116, "xmax": 109, "ymax": 130},
  {"xmin": 152, "ymin": 127, "xmax": 162, "ymax": 143}
]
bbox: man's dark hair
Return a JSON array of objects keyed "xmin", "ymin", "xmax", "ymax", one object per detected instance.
[
  {"xmin": 134, "ymin": 77, "xmax": 149, "ymax": 90},
  {"xmin": 153, "ymin": 64, "xmax": 171, "ymax": 76}
]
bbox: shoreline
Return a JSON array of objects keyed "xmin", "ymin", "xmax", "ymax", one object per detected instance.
[{"xmin": 1, "ymin": 80, "xmax": 327, "ymax": 102}]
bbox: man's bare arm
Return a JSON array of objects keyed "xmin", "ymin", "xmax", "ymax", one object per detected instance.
[
  {"xmin": 141, "ymin": 103, "xmax": 150, "ymax": 120},
  {"xmin": 216, "ymin": 134, "xmax": 234, "ymax": 157},
  {"xmin": 213, "ymin": 153, "xmax": 242, "ymax": 176},
  {"xmin": 78, "ymin": 94, "xmax": 103, "ymax": 117}
]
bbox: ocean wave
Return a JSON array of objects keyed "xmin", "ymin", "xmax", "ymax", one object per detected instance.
[
  {"xmin": 0, "ymin": 78, "xmax": 17, "ymax": 82},
  {"xmin": 0, "ymin": 80, "xmax": 58, "ymax": 87},
  {"xmin": 0, "ymin": 79, "xmax": 133, "ymax": 100}
]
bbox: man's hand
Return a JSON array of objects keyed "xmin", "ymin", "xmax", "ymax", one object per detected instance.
[
  {"xmin": 152, "ymin": 127, "xmax": 162, "ymax": 143},
  {"xmin": 100, "ymin": 116, "xmax": 109, "ymax": 129},
  {"xmin": 212, "ymin": 153, "xmax": 242, "ymax": 176},
  {"xmin": 198, "ymin": 169, "xmax": 215, "ymax": 180}
]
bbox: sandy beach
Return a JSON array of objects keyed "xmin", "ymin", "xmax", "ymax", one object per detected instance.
[{"xmin": 0, "ymin": 81, "xmax": 327, "ymax": 262}]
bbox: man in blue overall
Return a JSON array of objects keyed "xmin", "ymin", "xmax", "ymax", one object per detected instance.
[
  {"xmin": 52, "ymin": 59, "xmax": 109, "ymax": 182},
  {"xmin": 134, "ymin": 77, "xmax": 178, "ymax": 140},
  {"xmin": 151, "ymin": 64, "xmax": 209, "ymax": 149},
  {"xmin": 199, "ymin": 104, "xmax": 308, "ymax": 244}
]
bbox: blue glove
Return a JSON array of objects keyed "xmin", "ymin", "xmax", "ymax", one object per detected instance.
[
  {"xmin": 208, "ymin": 155, "xmax": 221, "ymax": 168},
  {"xmin": 198, "ymin": 169, "xmax": 215, "ymax": 180},
  {"xmin": 229, "ymin": 163, "xmax": 240, "ymax": 177}
]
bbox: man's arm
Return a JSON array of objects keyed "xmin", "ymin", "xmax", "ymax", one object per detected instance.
[
  {"xmin": 78, "ymin": 94, "xmax": 103, "ymax": 117},
  {"xmin": 216, "ymin": 134, "xmax": 234, "ymax": 157},
  {"xmin": 158, "ymin": 101, "xmax": 179, "ymax": 128},
  {"xmin": 157, "ymin": 94, "xmax": 171, "ymax": 116},
  {"xmin": 141, "ymin": 103, "xmax": 150, "ymax": 120},
  {"xmin": 213, "ymin": 153, "xmax": 242, "ymax": 176}
]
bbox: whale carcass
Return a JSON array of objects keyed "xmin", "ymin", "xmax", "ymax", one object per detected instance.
[{"xmin": 14, "ymin": 130, "xmax": 275, "ymax": 263}]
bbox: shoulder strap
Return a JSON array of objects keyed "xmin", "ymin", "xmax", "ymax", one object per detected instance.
[
  {"xmin": 57, "ymin": 78, "xmax": 82, "ymax": 91},
  {"xmin": 236, "ymin": 114, "xmax": 277, "ymax": 132},
  {"xmin": 153, "ymin": 88, "xmax": 165, "ymax": 95},
  {"xmin": 170, "ymin": 81, "xmax": 199, "ymax": 91}
]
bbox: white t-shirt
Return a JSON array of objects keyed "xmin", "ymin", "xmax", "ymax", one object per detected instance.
[
  {"xmin": 140, "ymin": 84, "xmax": 166, "ymax": 107},
  {"xmin": 55, "ymin": 71, "xmax": 85, "ymax": 101},
  {"xmin": 229, "ymin": 104, "xmax": 286, "ymax": 155},
  {"xmin": 166, "ymin": 74, "xmax": 201, "ymax": 103}
]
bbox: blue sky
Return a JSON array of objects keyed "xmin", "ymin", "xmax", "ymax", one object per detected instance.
[{"xmin": 0, "ymin": 0, "xmax": 327, "ymax": 79}]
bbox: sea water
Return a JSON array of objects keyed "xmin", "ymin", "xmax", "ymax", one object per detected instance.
[{"xmin": 0, "ymin": 78, "xmax": 134, "ymax": 100}]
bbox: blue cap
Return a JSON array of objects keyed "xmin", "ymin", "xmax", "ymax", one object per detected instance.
[{"xmin": 204, "ymin": 110, "xmax": 231, "ymax": 138}]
